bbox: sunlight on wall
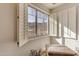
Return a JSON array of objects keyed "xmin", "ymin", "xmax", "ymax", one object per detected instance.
[
  {"xmin": 55, "ymin": 38, "xmax": 62, "ymax": 45},
  {"xmin": 64, "ymin": 26, "xmax": 76, "ymax": 38}
]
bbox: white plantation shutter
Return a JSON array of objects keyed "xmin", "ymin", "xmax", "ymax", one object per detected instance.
[
  {"xmin": 58, "ymin": 11, "xmax": 63, "ymax": 37},
  {"xmin": 17, "ymin": 3, "xmax": 28, "ymax": 47},
  {"xmin": 52, "ymin": 13, "xmax": 57, "ymax": 36},
  {"xmin": 62, "ymin": 9, "xmax": 68, "ymax": 37},
  {"xmin": 49, "ymin": 13, "xmax": 57, "ymax": 36},
  {"xmin": 68, "ymin": 7, "xmax": 76, "ymax": 39},
  {"xmin": 49, "ymin": 14, "xmax": 54, "ymax": 36}
]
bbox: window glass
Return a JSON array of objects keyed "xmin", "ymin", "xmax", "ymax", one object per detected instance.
[
  {"xmin": 37, "ymin": 18, "xmax": 44, "ymax": 36},
  {"xmin": 28, "ymin": 7, "xmax": 32, "ymax": 15},
  {"xmin": 28, "ymin": 7, "xmax": 48, "ymax": 38},
  {"xmin": 28, "ymin": 7, "xmax": 36, "ymax": 38},
  {"xmin": 44, "ymin": 14, "xmax": 48, "ymax": 35}
]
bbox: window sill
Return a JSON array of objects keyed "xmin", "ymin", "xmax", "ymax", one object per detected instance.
[{"xmin": 28, "ymin": 35, "xmax": 49, "ymax": 41}]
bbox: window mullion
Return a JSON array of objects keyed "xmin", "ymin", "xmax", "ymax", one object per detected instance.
[
  {"xmin": 43, "ymin": 18, "xmax": 44, "ymax": 36},
  {"xmin": 36, "ymin": 10, "xmax": 37, "ymax": 36}
]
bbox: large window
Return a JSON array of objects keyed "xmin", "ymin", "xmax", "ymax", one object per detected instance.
[
  {"xmin": 28, "ymin": 7, "xmax": 48, "ymax": 38},
  {"xmin": 52, "ymin": 13, "xmax": 57, "ymax": 36},
  {"xmin": 37, "ymin": 11, "xmax": 48, "ymax": 36},
  {"xmin": 28, "ymin": 7, "xmax": 36, "ymax": 38},
  {"xmin": 55, "ymin": 7, "xmax": 76, "ymax": 39}
]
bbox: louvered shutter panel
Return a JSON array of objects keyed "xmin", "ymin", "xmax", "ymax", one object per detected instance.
[{"xmin": 17, "ymin": 3, "xmax": 28, "ymax": 47}]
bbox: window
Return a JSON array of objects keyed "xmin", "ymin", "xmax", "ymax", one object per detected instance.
[
  {"xmin": 28, "ymin": 7, "xmax": 48, "ymax": 38},
  {"xmin": 28, "ymin": 7, "xmax": 36, "ymax": 38},
  {"xmin": 43, "ymin": 14, "xmax": 48, "ymax": 35},
  {"xmin": 52, "ymin": 13, "xmax": 57, "ymax": 36},
  {"xmin": 37, "ymin": 11, "xmax": 48, "ymax": 36},
  {"xmin": 57, "ymin": 7, "xmax": 76, "ymax": 39}
]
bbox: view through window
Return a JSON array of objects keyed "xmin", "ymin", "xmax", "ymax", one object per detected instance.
[{"xmin": 28, "ymin": 7, "xmax": 48, "ymax": 39}]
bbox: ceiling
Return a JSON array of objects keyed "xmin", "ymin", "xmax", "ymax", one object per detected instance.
[{"xmin": 41, "ymin": 3, "xmax": 63, "ymax": 9}]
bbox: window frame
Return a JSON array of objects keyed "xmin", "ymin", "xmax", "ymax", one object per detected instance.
[
  {"xmin": 28, "ymin": 7, "xmax": 37, "ymax": 39},
  {"xmin": 28, "ymin": 6, "xmax": 49, "ymax": 39}
]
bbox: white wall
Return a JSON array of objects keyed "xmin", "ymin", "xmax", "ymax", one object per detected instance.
[
  {"xmin": 0, "ymin": 3, "xmax": 50, "ymax": 56},
  {"xmin": 0, "ymin": 3, "xmax": 17, "ymax": 42},
  {"xmin": 50, "ymin": 3, "xmax": 79, "ymax": 51}
]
